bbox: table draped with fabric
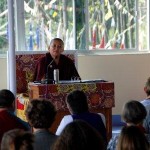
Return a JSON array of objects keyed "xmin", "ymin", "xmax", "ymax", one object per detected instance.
[{"xmin": 25, "ymin": 81, "xmax": 114, "ymax": 140}]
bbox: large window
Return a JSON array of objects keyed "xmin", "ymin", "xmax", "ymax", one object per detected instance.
[
  {"xmin": 0, "ymin": 0, "xmax": 149, "ymax": 53},
  {"xmin": 88, "ymin": 0, "xmax": 137, "ymax": 50},
  {"xmin": 0, "ymin": 0, "xmax": 8, "ymax": 54},
  {"xmin": 24, "ymin": 0, "xmax": 74, "ymax": 51}
]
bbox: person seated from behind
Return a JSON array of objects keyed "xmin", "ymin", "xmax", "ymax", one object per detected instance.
[
  {"xmin": 25, "ymin": 99, "xmax": 57, "ymax": 150},
  {"xmin": 107, "ymin": 100, "xmax": 148, "ymax": 150},
  {"xmin": 141, "ymin": 77, "xmax": 150, "ymax": 134},
  {"xmin": 117, "ymin": 126, "xmax": 149, "ymax": 150},
  {"xmin": 33, "ymin": 38, "xmax": 80, "ymax": 82},
  {"xmin": 1, "ymin": 129, "xmax": 34, "ymax": 150},
  {"xmin": 52, "ymin": 120, "xmax": 106, "ymax": 150},
  {"xmin": 56, "ymin": 90, "xmax": 107, "ymax": 143},
  {"xmin": 0, "ymin": 89, "xmax": 30, "ymax": 144}
]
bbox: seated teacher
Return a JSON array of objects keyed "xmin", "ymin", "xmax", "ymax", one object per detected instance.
[{"xmin": 33, "ymin": 38, "xmax": 80, "ymax": 81}]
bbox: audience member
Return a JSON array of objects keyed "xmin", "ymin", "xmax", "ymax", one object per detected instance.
[
  {"xmin": 0, "ymin": 89, "xmax": 30, "ymax": 144},
  {"xmin": 25, "ymin": 99, "xmax": 57, "ymax": 150},
  {"xmin": 1, "ymin": 129, "xmax": 34, "ymax": 150},
  {"xmin": 56, "ymin": 90, "xmax": 107, "ymax": 143},
  {"xmin": 117, "ymin": 126, "xmax": 149, "ymax": 150},
  {"xmin": 141, "ymin": 77, "xmax": 150, "ymax": 133},
  {"xmin": 107, "ymin": 100, "xmax": 148, "ymax": 150},
  {"xmin": 52, "ymin": 120, "xmax": 106, "ymax": 150},
  {"xmin": 33, "ymin": 38, "xmax": 80, "ymax": 81}
]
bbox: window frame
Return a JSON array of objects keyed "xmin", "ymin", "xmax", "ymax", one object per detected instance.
[{"xmin": 1, "ymin": 0, "xmax": 150, "ymax": 56}]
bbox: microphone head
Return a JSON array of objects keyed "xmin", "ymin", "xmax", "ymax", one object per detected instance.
[{"xmin": 54, "ymin": 56, "xmax": 58, "ymax": 60}]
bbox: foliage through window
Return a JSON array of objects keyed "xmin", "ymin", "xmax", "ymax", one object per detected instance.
[
  {"xmin": 24, "ymin": 0, "xmax": 149, "ymax": 51},
  {"xmin": 0, "ymin": 0, "xmax": 8, "ymax": 54},
  {"xmin": 88, "ymin": 0, "xmax": 136, "ymax": 50},
  {"xmin": 0, "ymin": 0, "xmax": 148, "ymax": 54},
  {"xmin": 24, "ymin": 0, "xmax": 74, "ymax": 51}
]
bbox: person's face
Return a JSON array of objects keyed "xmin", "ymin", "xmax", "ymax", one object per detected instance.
[{"xmin": 48, "ymin": 40, "xmax": 64, "ymax": 58}]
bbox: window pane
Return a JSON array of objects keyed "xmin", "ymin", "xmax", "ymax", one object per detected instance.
[
  {"xmin": 88, "ymin": 0, "xmax": 136, "ymax": 50},
  {"xmin": 3, "ymin": 0, "xmax": 149, "ymax": 54},
  {"xmin": 74, "ymin": 0, "xmax": 86, "ymax": 50},
  {"xmin": 138, "ymin": 0, "xmax": 148, "ymax": 50},
  {"xmin": 0, "ymin": 0, "xmax": 8, "ymax": 54},
  {"xmin": 24, "ymin": 0, "xmax": 74, "ymax": 51}
]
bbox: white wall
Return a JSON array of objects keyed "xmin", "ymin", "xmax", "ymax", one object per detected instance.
[
  {"xmin": 1, "ymin": 53, "xmax": 150, "ymax": 114},
  {"xmin": 78, "ymin": 53, "xmax": 150, "ymax": 114},
  {"xmin": 0, "ymin": 58, "xmax": 7, "ymax": 89}
]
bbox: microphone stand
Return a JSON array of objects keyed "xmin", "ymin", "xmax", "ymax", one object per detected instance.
[{"xmin": 41, "ymin": 59, "xmax": 55, "ymax": 84}]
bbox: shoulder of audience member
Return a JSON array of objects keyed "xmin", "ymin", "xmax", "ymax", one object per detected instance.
[
  {"xmin": 145, "ymin": 133, "xmax": 150, "ymax": 143},
  {"xmin": 107, "ymin": 134, "xmax": 120, "ymax": 150}
]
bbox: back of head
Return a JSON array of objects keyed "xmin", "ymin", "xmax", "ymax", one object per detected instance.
[
  {"xmin": 145, "ymin": 77, "xmax": 150, "ymax": 96},
  {"xmin": 122, "ymin": 100, "xmax": 147, "ymax": 124},
  {"xmin": 0, "ymin": 89, "xmax": 15, "ymax": 108},
  {"xmin": 25, "ymin": 99, "xmax": 56, "ymax": 128},
  {"xmin": 66, "ymin": 90, "xmax": 88, "ymax": 114},
  {"xmin": 117, "ymin": 126, "xmax": 149, "ymax": 150},
  {"xmin": 1, "ymin": 129, "xmax": 34, "ymax": 150},
  {"xmin": 52, "ymin": 120, "xmax": 106, "ymax": 150}
]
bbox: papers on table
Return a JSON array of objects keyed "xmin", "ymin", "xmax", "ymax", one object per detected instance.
[{"xmin": 59, "ymin": 79, "xmax": 107, "ymax": 84}]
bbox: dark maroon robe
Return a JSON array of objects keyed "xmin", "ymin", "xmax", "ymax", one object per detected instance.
[{"xmin": 33, "ymin": 53, "xmax": 80, "ymax": 81}]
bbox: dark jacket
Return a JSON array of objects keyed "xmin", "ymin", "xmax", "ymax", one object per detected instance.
[{"xmin": 33, "ymin": 53, "xmax": 80, "ymax": 81}]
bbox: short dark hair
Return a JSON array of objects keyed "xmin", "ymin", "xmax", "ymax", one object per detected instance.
[
  {"xmin": 25, "ymin": 99, "xmax": 56, "ymax": 128},
  {"xmin": 0, "ymin": 89, "xmax": 15, "ymax": 107},
  {"xmin": 67, "ymin": 90, "xmax": 88, "ymax": 114},
  {"xmin": 122, "ymin": 100, "xmax": 147, "ymax": 124},
  {"xmin": 1, "ymin": 129, "xmax": 34, "ymax": 150},
  {"xmin": 50, "ymin": 38, "xmax": 64, "ymax": 47}
]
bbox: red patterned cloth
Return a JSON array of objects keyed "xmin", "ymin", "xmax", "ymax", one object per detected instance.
[
  {"xmin": 16, "ymin": 53, "xmax": 76, "ymax": 93},
  {"xmin": 29, "ymin": 82, "xmax": 115, "ymax": 111}
]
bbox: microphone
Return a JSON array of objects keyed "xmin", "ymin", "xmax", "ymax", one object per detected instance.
[
  {"xmin": 42, "ymin": 56, "xmax": 57, "ymax": 84},
  {"xmin": 46, "ymin": 59, "xmax": 55, "ymax": 79}
]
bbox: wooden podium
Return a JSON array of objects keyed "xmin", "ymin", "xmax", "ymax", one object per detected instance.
[{"xmin": 28, "ymin": 81, "xmax": 115, "ymax": 140}]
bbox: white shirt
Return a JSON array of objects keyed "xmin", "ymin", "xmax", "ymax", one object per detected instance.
[{"xmin": 55, "ymin": 113, "xmax": 106, "ymax": 136}]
